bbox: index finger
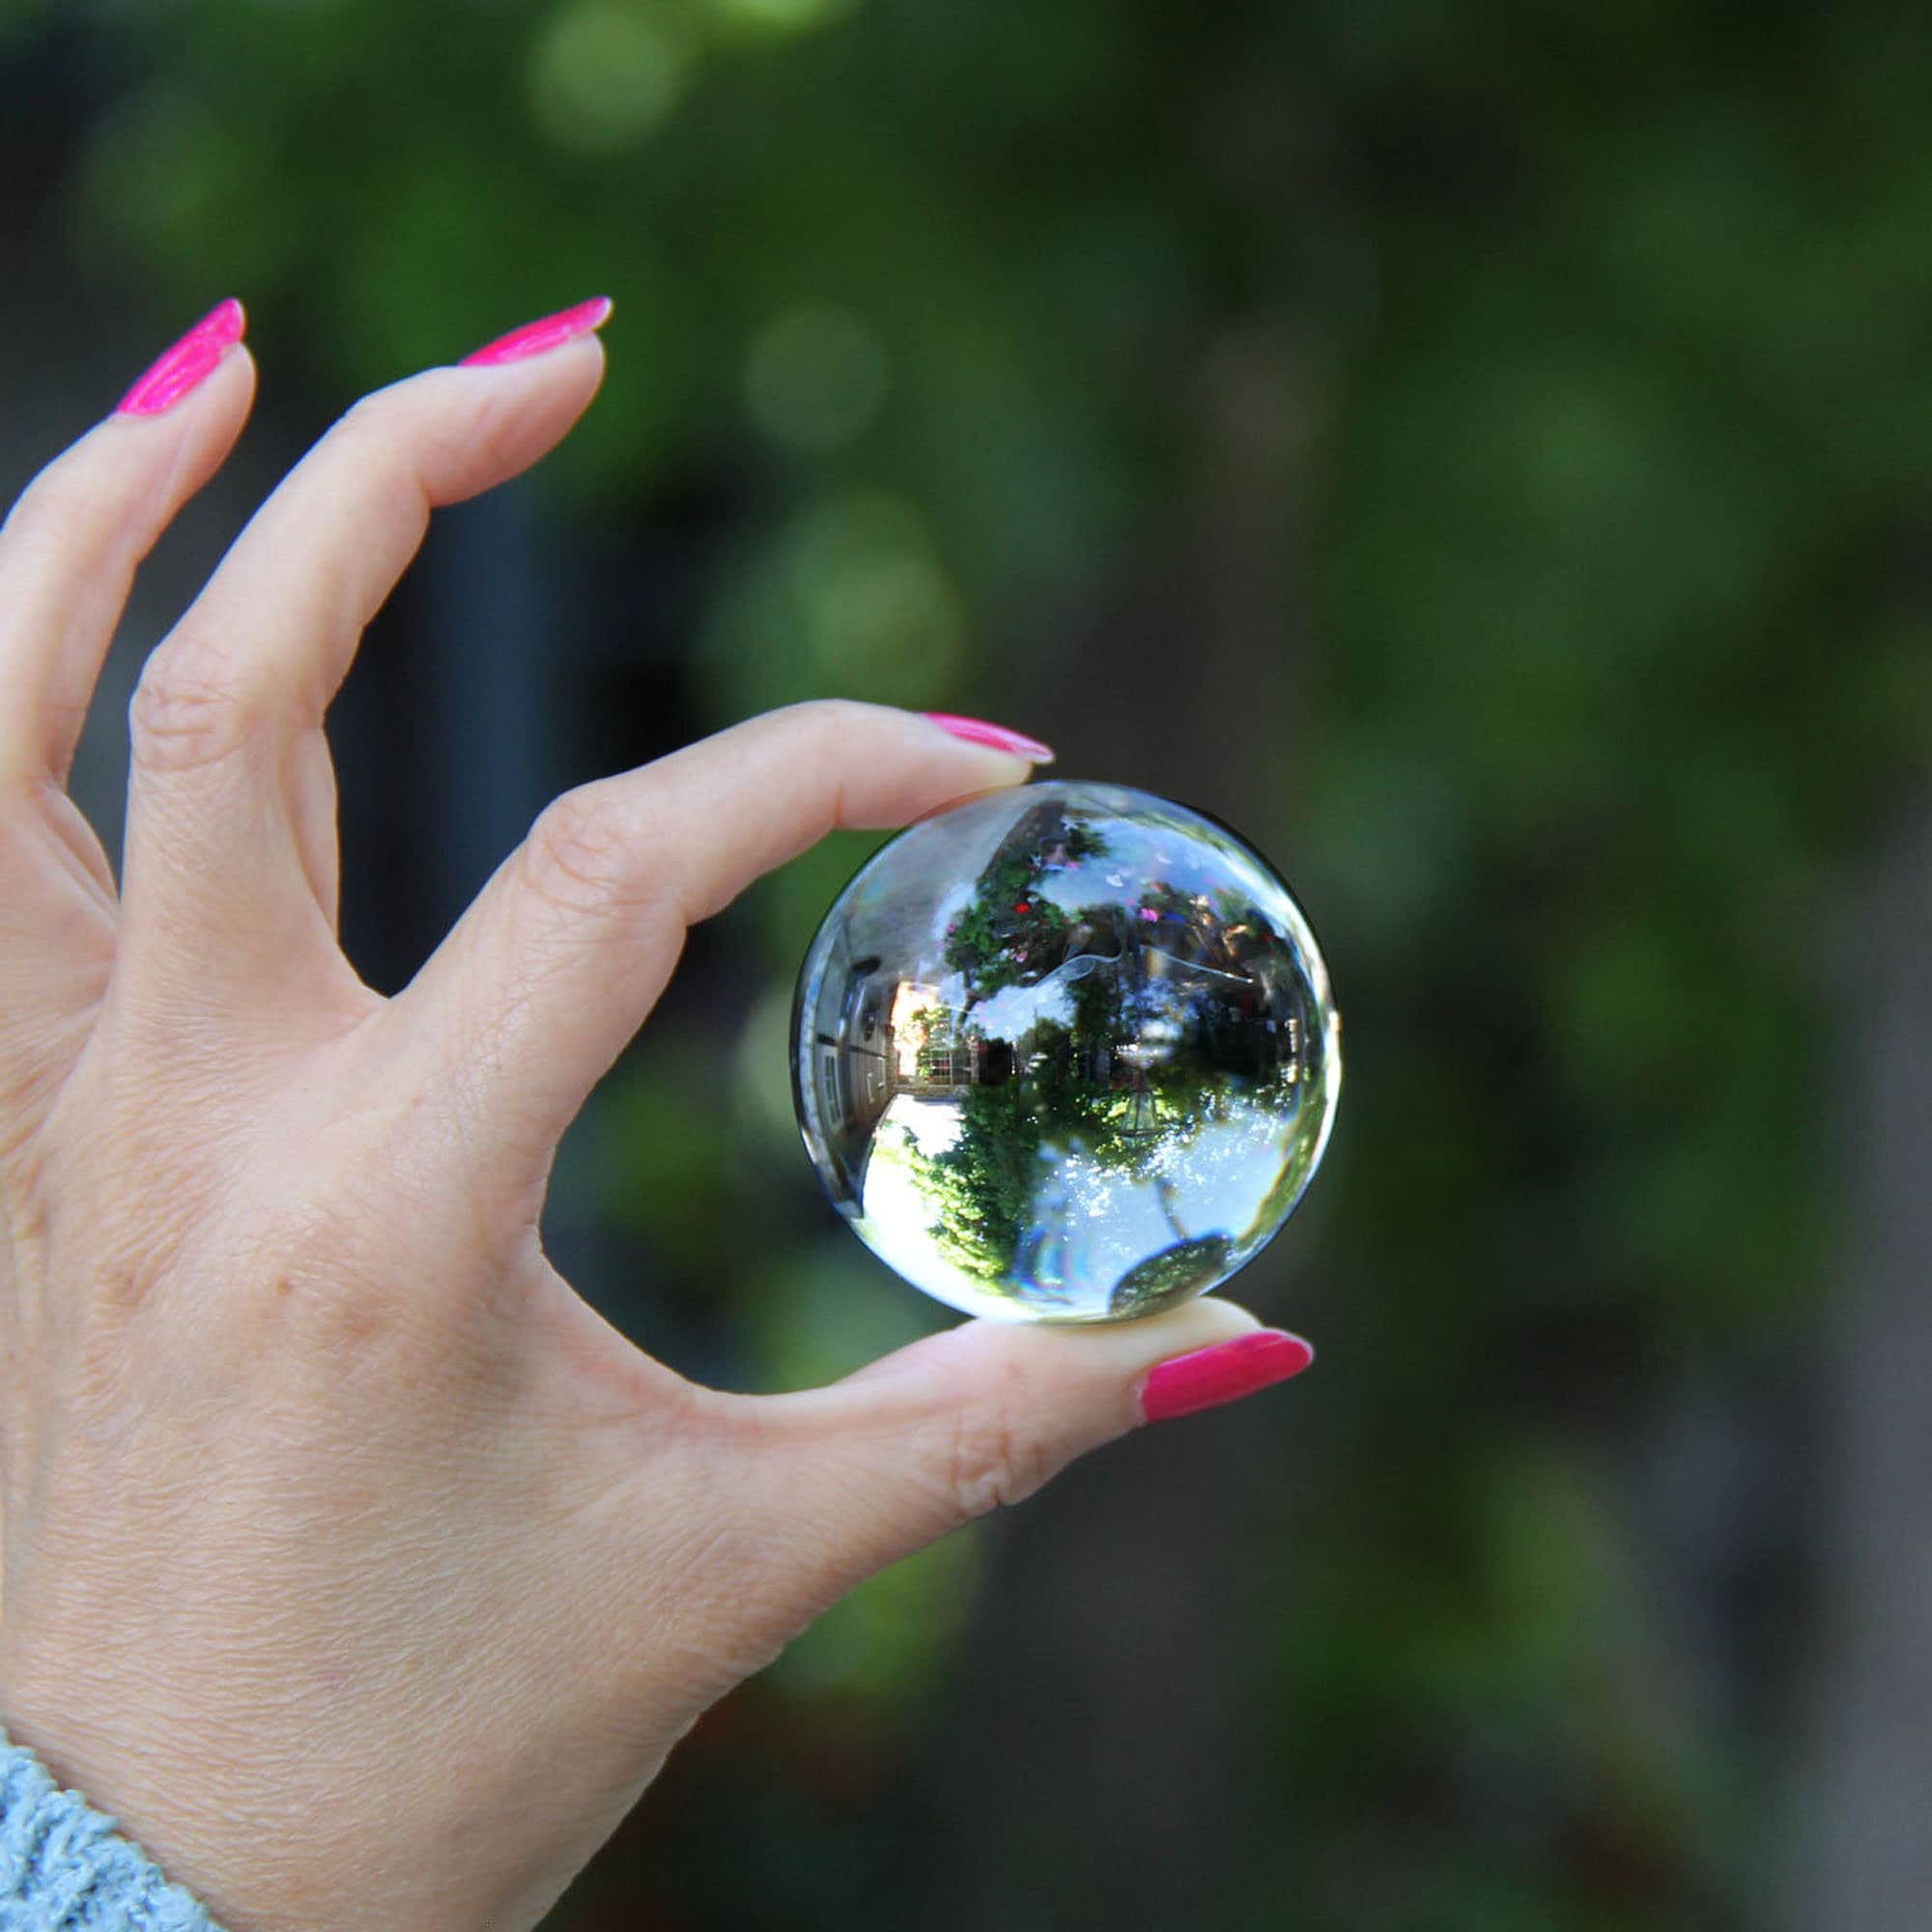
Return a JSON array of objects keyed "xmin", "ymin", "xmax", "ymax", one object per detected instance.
[{"xmin": 384, "ymin": 700, "xmax": 1052, "ymax": 1208}]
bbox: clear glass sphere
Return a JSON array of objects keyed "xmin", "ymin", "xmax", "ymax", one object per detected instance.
[{"xmin": 791, "ymin": 781, "xmax": 1341, "ymax": 1323}]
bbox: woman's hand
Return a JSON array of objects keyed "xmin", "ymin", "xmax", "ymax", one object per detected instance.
[{"xmin": 0, "ymin": 299, "xmax": 1304, "ymax": 1932}]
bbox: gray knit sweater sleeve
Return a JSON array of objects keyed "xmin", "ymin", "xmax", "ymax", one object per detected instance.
[{"xmin": 0, "ymin": 1728, "xmax": 226, "ymax": 1931}]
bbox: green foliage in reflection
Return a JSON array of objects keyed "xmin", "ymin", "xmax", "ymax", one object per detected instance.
[
  {"xmin": 941, "ymin": 813, "xmax": 1105, "ymax": 1001},
  {"xmin": 908, "ymin": 1085, "xmax": 1037, "ymax": 1287},
  {"xmin": 1107, "ymin": 1232, "xmax": 1233, "ymax": 1317}
]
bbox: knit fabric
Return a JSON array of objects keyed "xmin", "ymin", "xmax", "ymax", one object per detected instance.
[{"xmin": 0, "ymin": 1729, "xmax": 225, "ymax": 1931}]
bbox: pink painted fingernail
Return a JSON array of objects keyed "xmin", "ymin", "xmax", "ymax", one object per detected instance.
[
  {"xmin": 117, "ymin": 299, "xmax": 246, "ymax": 417},
  {"xmin": 924, "ymin": 713, "xmax": 1056, "ymax": 763},
  {"xmin": 460, "ymin": 297, "xmax": 613, "ymax": 368},
  {"xmin": 1140, "ymin": 1329, "xmax": 1314, "ymax": 1424}
]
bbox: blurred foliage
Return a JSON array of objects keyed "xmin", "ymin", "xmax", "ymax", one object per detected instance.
[{"xmin": 13, "ymin": 0, "xmax": 1932, "ymax": 1924}]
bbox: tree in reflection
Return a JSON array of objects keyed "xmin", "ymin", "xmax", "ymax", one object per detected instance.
[
  {"xmin": 943, "ymin": 803, "xmax": 1106, "ymax": 1002},
  {"xmin": 910, "ymin": 980, "xmax": 1235, "ymax": 1291},
  {"xmin": 906, "ymin": 813, "xmax": 1316, "ymax": 1297},
  {"xmin": 1106, "ymin": 1234, "xmax": 1236, "ymax": 1318},
  {"xmin": 916, "ymin": 1075, "xmax": 1040, "ymax": 1286}
]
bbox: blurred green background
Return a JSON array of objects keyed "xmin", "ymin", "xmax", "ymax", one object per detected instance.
[{"xmin": 5, "ymin": 1, "xmax": 1932, "ymax": 1925}]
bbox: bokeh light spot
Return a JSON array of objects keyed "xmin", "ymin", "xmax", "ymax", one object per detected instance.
[
  {"xmin": 787, "ymin": 491, "xmax": 965, "ymax": 689},
  {"xmin": 745, "ymin": 302, "xmax": 889, "ymax": 451},
  {"xmin": 707, "ymin": 0, "xmax": 855, "ymax": 37},
  {"xmin": 528, "ymin": 0, "xmax": 693, "ymax": 154},
  {"xmin": 76, "ymin": 85, "xmax": 235, "ymax": 258}
]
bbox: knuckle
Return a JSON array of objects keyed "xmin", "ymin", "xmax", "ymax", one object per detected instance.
[
  {"xmin": 263, "ymin": 1253, "xmax": 398, "ymax": 1365},
  {"xmin": 330, "ymin": 385, "xmax": 432, "ymax": 474},
  {"xmin": 326, "ymin": 404, "xmax": 432, "ymax": 542},
  {"xmin": 336, "ymin": 373, "xmax": 524, "ymax": 510},
  {"xmin": 335, "ymin": 389, "xmax": 421, "ymax": 478},
  {"xmin": 949, "ymin": 1363, "xmax": 1056, "ymax": 1520},
  {"xmin": 245, "ymin": 1180, "xmax": 441, "ymax": 1373},
  {"xmin": 441, "ymin": 385, "xmax": 540, "ymax": 479},
  {"xmin": 522, "ymin": 785, "xmax": 655, "ymax": 920},
  {"xmin": 128, "ymin": 632, "xmax": 250, "ymax": 774},
  {"xmin": 782, "ymin": 697, "xmax": 868, "ymax": 756},
  {"xmin": 336, "ymin": 384, "xmax": 415, "ymax": 444}
]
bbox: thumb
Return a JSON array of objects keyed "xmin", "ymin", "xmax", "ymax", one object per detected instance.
[{"xmin": 735, "ymin": 1298, "xmax": 1315, "ymax": 1607}]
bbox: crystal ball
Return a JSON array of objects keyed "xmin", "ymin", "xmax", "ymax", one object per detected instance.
[{"xmin": 791, "ymin": 780, "xmax": 1341, "ymax": 1323}]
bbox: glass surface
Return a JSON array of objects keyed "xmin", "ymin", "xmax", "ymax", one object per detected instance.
[{"xmin": 791, "ymin": 781, "xmax": 1342, "ymax": 1323}]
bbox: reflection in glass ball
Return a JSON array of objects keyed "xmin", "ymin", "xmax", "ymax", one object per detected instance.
[{"xmin": 791, "ymin": 781, "xmax": 1342, "ymax": 1323}]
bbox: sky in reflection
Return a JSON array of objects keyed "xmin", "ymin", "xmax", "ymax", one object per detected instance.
[{"xmin": 858, "ymin": 1084, "xmax": 1320, "ymax": 1319}]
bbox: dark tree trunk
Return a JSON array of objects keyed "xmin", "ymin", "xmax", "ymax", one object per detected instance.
[{"xmin": 1781, "ymin": 795, "xmax": 1932, "ymax": 1929}]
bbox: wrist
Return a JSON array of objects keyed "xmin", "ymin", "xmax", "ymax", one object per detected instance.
[
  {"xmin": 0, "ymin": 1719, "xmax": 229, "ymax": 1931},
  {"xmin": 0, "ymin": 1684, "xmax": 317, "ymax": 1932}
]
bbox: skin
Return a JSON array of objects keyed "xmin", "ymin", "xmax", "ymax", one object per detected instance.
[{"xmin": 0, "ymin": 329, "xmax": 1269, "ymax": 1932}]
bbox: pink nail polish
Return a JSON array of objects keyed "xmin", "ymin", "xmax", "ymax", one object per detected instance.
[
  {"xmin": 460, "ymin": 297, "xmax": 613, "ymax": 368},
  {"xmin": 1140, "ymin": 1329, "xmax": 1314, "ymax": 1424},
  {"xmin": 117, "ymin": 299, "xmax": 246, "ymax": 417},
  {"xmin": 923, "ymin": 712, "xmax": 1056, "ymax": 763}
]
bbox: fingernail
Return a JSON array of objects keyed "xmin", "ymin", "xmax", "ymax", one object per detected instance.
[
  {"xmin": 117, "ymin": 298, "xmax": 246, "ymax": 417},
  {"xmin": 924, "ymin": 712, "xmax": 1056, "ymax": 763},
  {"xmin": 460, "ymin": 296, "xmax": 613, "ymax": 368},
  {"xmin": 1140, "ymin": 1329, "xmax": 1314, "ymax": 1424}
]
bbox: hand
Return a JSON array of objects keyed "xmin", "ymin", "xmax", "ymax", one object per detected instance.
[{"xmin": 0, "ymin": 299, "xmax": 1306, "ymax": 1932}]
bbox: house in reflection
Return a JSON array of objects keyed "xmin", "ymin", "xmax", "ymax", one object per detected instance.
[
  {"xmin": 797, "ymin": 937, "xmax": 991, "ymax": 1207},
  {"xmin": 892, "ymin": 982, "xmax": 1013, "ymax": 1093}
]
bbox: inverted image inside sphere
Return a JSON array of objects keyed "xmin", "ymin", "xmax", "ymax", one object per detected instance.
[{"xmin": 792, "ymin": 781, "xmax": 1341, "ymax": 1324}]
